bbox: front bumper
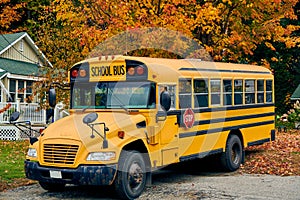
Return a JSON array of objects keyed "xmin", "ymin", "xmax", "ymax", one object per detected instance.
[{"xmin": 25, "ymin": 160, "xmax": 117, "ymax": 186}]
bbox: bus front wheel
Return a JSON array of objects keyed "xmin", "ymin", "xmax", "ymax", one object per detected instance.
[
  {"xmin": 114, "ymin": 150, "xmax": 147, "ymax": 200},
  {"xmin": 220, "ymin": 134, "xmax": 243, "ymax": 172}
]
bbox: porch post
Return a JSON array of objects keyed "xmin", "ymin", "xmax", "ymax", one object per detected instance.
[{"xmin": 16, "ymin": 98, "xmax": 21, "ymax": 112}]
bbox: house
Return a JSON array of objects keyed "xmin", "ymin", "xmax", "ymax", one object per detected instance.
[
  {"xmin": 0, "ymin": 32, "xmax": 52, "ymax": 103},
  {"xmin": 0, "ymin": 32, "xmax": 52, "ymax": 140},
  {"xmin": 291, "ymin": 84, "xmax": 300, "ymax": 102}
]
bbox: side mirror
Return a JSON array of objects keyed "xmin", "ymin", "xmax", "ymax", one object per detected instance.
[
  {"xmin": 48, "ymin": 88, "xmax": 56, "ymax": 107},
  {"xmin": 10, "ymin": 111, "xmax": 20, "ymax": 122},
  {"xmin": 160, "ymin": 91, "xmax": 171, "ymax": 111},
  {"xmin": 83, "ymin": 112, "xmax": 98, "ymax": 124}
]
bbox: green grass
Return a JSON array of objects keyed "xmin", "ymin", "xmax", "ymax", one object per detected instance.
[{"xmin": 0, "ymin": 140, "xmax": 29, "ymax": 182}]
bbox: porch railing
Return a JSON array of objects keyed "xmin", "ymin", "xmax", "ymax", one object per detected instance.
[{"xmin": 0, "ymin": 101, "xmax": 46, "ymax": 124}]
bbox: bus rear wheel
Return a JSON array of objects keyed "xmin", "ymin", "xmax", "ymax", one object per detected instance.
[
  {"xmin": 220, "ymin": 134, "xmax": 242, "ymax": 172},
  {"xmin": 114, "ymin": 150, "xmax": 147, "ymax": 200}
]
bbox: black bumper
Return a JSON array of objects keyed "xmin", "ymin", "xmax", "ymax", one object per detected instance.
[{"xmin": 24, "ymin": 160, "xmax": 117, "ymax": 186}]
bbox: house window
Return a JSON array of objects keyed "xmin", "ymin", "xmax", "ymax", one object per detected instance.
[
  {"xmin": 8, "ymin": 79, "xmax": 35, "ymax": 102},
  {"xmin": 19, "ymin": 40, "xmax": 24, "ymax": 52},
  {"xmin": 18, "ymin": 80, "xmax": 25, "ymax": 102},
  {"xmin": 26, "ymin": 81, "xmax": 33, "ymax": 102},
  {"xmin": 9, "ymin": 79, "xmax": 16, "ymax": 102}
]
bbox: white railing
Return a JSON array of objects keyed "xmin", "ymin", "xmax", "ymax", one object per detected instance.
[{"xmin": 0, "ymin": 101, "xmax": 46, "ymax": 124}]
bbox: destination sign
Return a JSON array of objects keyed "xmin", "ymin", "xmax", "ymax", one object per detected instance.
[{"xmin": 89, "ymin": 61, "xmax": 126, "ymax": 82}]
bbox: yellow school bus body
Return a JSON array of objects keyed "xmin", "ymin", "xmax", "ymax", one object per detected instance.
[{"xmin": 25, "ymin": 56, "xmax": 274, "ymax": 199}]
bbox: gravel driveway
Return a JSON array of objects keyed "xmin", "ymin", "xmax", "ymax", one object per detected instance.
[
  {"xmin": 1, "ymin": 172, "xmax": 300, "ymax": 199},
  {"xmin": 1, "ymin": 163, "xmax": 300, "ymax": 200}
]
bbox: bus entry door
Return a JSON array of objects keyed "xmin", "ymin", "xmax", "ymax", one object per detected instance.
[{"xmin": 158, "ymin": 114, "xmax": 179, "ymax": 166}]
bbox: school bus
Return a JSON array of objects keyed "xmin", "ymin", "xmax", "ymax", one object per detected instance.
[{"xmin": 24, "ymin": 56, "xmax": 275, "ymax": 199}]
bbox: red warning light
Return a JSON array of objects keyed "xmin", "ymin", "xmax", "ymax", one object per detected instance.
[{"xmin": 71, "ymin": 70, "xmax": 78, "ymax": 78}]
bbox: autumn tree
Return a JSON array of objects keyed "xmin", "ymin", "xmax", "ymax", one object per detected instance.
[
  {"xmin": 0, "ymin": 0, "xmax": 25, "ymax": 33},
  {"xmin": 2, "ymin": 0, "xmax": 298, "ymax": 112}
]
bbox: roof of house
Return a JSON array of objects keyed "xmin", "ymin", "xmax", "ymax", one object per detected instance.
[
  {"xmin": 0, "ymin": 32, "xmax": 52, "ymax": 67},
  {"xmin": 0, "ymin": 32, "xmax": 25, "ymax": 53},
  {"xmin": 0, "ymin": 57, "xmax": 39, "ymax": 77},
  {"xmin": 291, "ymin": 84, "xmax": 300, "ymax": 101}
]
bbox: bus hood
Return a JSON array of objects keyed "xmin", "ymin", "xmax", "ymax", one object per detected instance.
[{"xmin": 41, "ymin": 112, "xmax": 147, "ymax": 143}]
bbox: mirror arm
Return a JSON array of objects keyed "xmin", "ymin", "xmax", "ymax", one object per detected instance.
[
  {"xmin": 156, "ymin": 111, "xmax": 167, "ymax": 122},
  {"xmin": 87, "ymin": 122, "xmax": 109, "ymax": 149},
  {"xmin": 10, "ymin": 122, "xmax": 39, "ymax": 145}
]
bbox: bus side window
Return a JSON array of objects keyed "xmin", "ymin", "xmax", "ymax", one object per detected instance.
[
  {"xmin": 234, "ymin": 80, "xmax": 243, "ymax": 105},
  {"xmin": 158, "ymin": 85, "xmax": 176, "ymax": 110},
  {"xmin": 194, "ymin": 79, "xmax": 208, "ymax": 107},
  {"xmin": 245, "ymin": 80, "xmax": 255, "ymax": 104},
  {"xmin": 223, "ymin": 80, "xmax": 232, "ymax": 106},
  {"xmin": 148, "ymin": 83, "xmax": 156, "ymax": 108},
  {"xmin": 179, "ymin": 79, "xmax": 192, "ymax": 108},
  {"xmin": 210, "ymin": 79, "xmax": 221, "ymax": 106},
  {"xmin": 257, "ymin": 80, "xmax": 264, "ymax": 103},
  {"xmin": 266, "ymin": 80, "xmax": 273, "ymax": 102}
]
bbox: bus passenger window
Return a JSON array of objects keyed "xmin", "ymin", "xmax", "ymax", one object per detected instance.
[
  {"xmin": 234, "ymin": 80, "xmax": 243, "ymax": 105},
  {"xmin": 158, "ymin": 85, "xmax": 176, "ymax": 110},
  {"xmin": 257, "ymin": 80, "xmax": 264, "ymax": 103},
  {"xmin": 223, "ymin": 80, "xmax": 232, "ymax": 106},
  {"xmin": 194, "ymin": 79, "xmax": 208, "ymax": 107},
  {"xmin": 266, "ymin": 80, "xmax": 273, "ymax": 102},
  {"xmin": 245, "ymin": 80, "xmax": 255, "ymax": 104},
  {"xmin": 179, "ymin": 79, "xmax": 192, "ymax": 108},
  {"xmin": 210, "ymin": 80, "xmax": 221, "ymax": 105}
]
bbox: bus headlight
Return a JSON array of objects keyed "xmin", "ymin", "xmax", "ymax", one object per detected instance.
[
  {"xmin": 87, "ymin": 152, "xmax": 116, "ymax": 161},
  {"xmin": 27, "ymin": 148, "xmax": 37, "ymax": 158}
]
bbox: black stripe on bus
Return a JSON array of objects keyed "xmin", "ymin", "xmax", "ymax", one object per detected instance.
[
  {"xmin": 165, "ymin": 103, "xmax": 274, "ymax": 116},
  {"xmin": 195, "ymin": 112, "xmax": 275, "ymax": 126},
  {"xmin": 179, "ymin": 148, "xmax": 223, "ymax": 162},
  {"xmin": 179, "ymin": 67, "xmax": 272, "ymax": 74},
  {"xmin": 179, "ymin": 120, "xmax": 274, "ymax": 138},
  {"xmin": 248, "ymin": 138, "xmax": 270, "ymax": 147}
]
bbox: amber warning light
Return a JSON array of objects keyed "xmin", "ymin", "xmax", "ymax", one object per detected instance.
[
  {"xmin": 127, "ymin": 65, "xmax": 145, "ymax": 76},
  {"xmin": 71, "ymin": 69, "xmax": 87, "ymax": 78}
]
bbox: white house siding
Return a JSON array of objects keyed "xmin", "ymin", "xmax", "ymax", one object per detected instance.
[{"xmin": 0, "ymin": 39, "xmax": 42, "ymax": 65}]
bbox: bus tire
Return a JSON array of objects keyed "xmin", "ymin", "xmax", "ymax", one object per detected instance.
[
  {"xmin": 220, "ymin": 134, "xmax": 242, "ymax": 172},
  {"xmin": 39, "ymin": 181, "xmax": 65, "ymax": 191},
  {"xmin": 114, "ymin": 150, "xmax": 147, "ymax": 200}
]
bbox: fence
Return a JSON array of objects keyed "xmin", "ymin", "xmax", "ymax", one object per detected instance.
[
  {"xmin": 0, "ymin": 101, "xmax": 46, "ymax": 124},
  {"xmin": 0, "ymin": 100, "xmax": 69, "ymax": 140}
]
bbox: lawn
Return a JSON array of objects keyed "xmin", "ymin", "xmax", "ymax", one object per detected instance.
[
  {"xmin": 0, "ymin": 140, "xmax": 35, "ymax": 191},
  {"xmin": 0, "ymin": 130, "xmax": 299, "ymax": 192}
]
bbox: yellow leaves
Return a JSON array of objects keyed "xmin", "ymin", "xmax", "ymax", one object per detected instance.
[
  {"xmin": 271, "ymin": 57, "xmax": 279, "ymax": 62},
  {"xmin": 261, "ymin": 59, "xmax": 271, "ymax": 69},
  {"xmin": 265, "ymin": 42, "xmax": 276, "ymax": 51},
  {"xmin": 0, "ymin": 1, "xmax": 26, "ymax": 30}
]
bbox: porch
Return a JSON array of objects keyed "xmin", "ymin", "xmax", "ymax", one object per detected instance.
[{"xmin": 0, "ymin": 100, "xmax": 68, "ymax": 140}]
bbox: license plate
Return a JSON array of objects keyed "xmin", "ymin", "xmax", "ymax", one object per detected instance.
[{"xmin": 50, "ymin": 170, "xmax": 62, "ymax": 179}]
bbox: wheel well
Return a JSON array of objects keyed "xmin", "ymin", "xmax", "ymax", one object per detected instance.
[
  {"xmin": 122, "ymin": 140, "xmax": 151, "ymax": 167},
  {"xmin": 228, "ymin": 129, "xmax": 244, "ymax": 149}
]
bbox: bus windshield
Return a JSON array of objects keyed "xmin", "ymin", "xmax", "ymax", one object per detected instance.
[{"xmin": 71, "ymin": 81, "xmax": 156, "ymax": 109}]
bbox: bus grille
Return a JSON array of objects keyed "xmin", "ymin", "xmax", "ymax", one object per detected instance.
[{"xmin": 43, "ymin": 144, "xmax": 79, "ymax": 165}]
